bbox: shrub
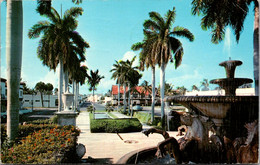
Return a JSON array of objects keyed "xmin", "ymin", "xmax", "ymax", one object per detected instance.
[
  {"xmin": 89, "ymin": 113, "xmax": 142, "ymax": 133},
  {"xmin": 1, "ymin": 125, "xmax": 80, "ymax": 164},
  {"xmin": 87, "ymin": 105, "xmax": 94, "ymax": 113},
  {"xmin": 105, "ymin": 103, "xmax": 114, "ymax": 112},
  {"xmin": 133, "ymin": 112, "xmax": 161, "ymax": 126}
]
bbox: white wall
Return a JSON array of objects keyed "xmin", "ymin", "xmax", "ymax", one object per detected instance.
[{"xmin": 23, "ymin": 94, "xmax": 58, "ymax": 108}]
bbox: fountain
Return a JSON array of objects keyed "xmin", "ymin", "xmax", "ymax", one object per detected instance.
[
  {"xmin": 117, "ymin": 59, "xmax": 258, "ymax": 164},
  {"xmin": 165, "ymin": 59, "xmax": 258, "ymax": 139}
]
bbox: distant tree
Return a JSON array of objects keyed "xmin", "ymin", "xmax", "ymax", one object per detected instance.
[
  {"xmin": 45, "ymin": 83, "xmax": 54, "ymax": 95},
  {"xmin": 239, "ymin": 83, "xmax": 252, "ymax": 88},
  {"xmin": 200, "ymin": 79, "xmax": 210, "ymax": 91},
  {"xmin": 23, "ymin": 83, "xmax": 35, "ymax": 95},
  {"xmin": 45, "ymin": 83, "xmax": 54, "ymax": 108},
  {"xmin": 35, "ymin": 81, "xmax": 46, "ymax": 107},
  {"xmin": 54, "ymin": 88, "xmax": 58, "ymax": 95},
  {"xmin": 176, "ymin": 86, "xmax": 187, "ymax": 95},
  {"xmin": 191, "ymin": 85, "xmax": 199, "ymax": 91},
  {"xmin": 86, "ymin": 70, "xmax": 104, "ymax": 104},
  {"xmin": 140, "ymin": 80, "xmax": 152, "ymax": 106}
]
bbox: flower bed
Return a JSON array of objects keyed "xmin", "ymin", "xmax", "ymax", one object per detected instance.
[
  {"xmin": 1, "ymin": 124, "xmax": 80, "ymax": 164},
  {"xmin": 89, "ymin": 113, "xmax": 142, "ymax": 133}
]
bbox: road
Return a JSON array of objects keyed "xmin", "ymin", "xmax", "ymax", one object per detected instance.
[{"xmin": 90, "ymin": 102, "xmax": 186, "ymax": 116}]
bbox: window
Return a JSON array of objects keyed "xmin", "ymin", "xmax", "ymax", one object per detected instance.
[
  {"xmin": 35, "ymin": 100, "xmax": 40, "ymax": 102},
  {"xmin": 55, "ymin": 99, "xmax": 58, "ymax": 106},
  {"xmin": 43, "ymin": 100, "xmax": 50, "ymax": 102},
  {"xmin": 24, "ymin": 100, "xmax": 30, "ymax": 102}
]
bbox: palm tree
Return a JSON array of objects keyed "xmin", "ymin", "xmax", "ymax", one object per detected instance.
[
  {"xmin": 176, "ymin": 86, "xmax": 187, "ymax": 95},
  {"xmin": 143, "ymin": 8, "xmax": 195, "ymax": 120},
  {"xmin": 191, "ymin": 0, "xmax": 259, "ymax": 95},
  {"xmin": 35, "ymin": 81, "xmax": 46, "ymax": 107},
  {"xmin": 28, "ymin": 7, "xmax": 89, "ymax": 112},
  {"xmin": 86, "ymin": 69, "xmax": 104, "ymax": 105},
  {"xmin": 110, "ymin": 57, "xmax": 142, "ymax": 113},
  {"xmin": 200, "ymin": 79, "xmax": 210, "ymax": 91},
  {"xmin": 6, "ymin": 0, "xmax": 23, "ymax": 141},
  {"xmin": 140, "ymin": 80, "xmax": 152, "ymax": 106},
  {"xmin": 192, "ymin": 85, "xmax": 199, "ymax": 91},
  {"xmin": 70, "ymin": 65, "xmax": 88, "ymax": 111},
  {"xmin": 132, "ymin": 30, "xmax": 157, "ymax": 122}
]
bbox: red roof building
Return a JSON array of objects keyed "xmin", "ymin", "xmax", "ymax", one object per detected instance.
[{"xmin": 111, "ymin": 85, "xmax": 151, "ymax": 96}]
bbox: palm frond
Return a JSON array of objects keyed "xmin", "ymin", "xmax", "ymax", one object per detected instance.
[{"xmin": 171, "ymin": 26, "xmax": 195, "ymax": 42}]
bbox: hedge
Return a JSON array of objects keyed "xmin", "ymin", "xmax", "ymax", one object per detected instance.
[
  {"xmin": 1, "ymin": 124, "xmax": 81, "ymax": 164},
  {"xmin": 90, "ymin": 113, "xmax": 142, "ymax": 133}
]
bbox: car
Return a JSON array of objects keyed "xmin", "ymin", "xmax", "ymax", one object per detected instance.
[
  {"xmin": 80, "ymin": 102, "xmax": 92, "ymax": 108},
  {"xmin": 132, "ymin": 105, "xmax": 143, "ymax": 111}
]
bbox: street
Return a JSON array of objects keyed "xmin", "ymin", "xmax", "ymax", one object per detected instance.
[{"xmin": 90, "ymin": 102, "xmax": 186, "ymax": 116}]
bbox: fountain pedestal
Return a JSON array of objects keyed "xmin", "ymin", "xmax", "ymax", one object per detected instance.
[{"xmin": 55, "ymin": 88, "xmax": 78, "ymax": 126}]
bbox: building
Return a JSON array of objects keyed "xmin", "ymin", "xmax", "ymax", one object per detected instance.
[
  {"xmin": 22, "ymin": 94, "xmax": 84, "ymax": 108},
  {"xmin": 185, "ymin": 88, "xmax": 255, "ymax": 96},
  {"xmin": 111, "ymin": 85, "xmax": 159, "ymax": 106},
  {"xmin": 1, "ymin": 78, "xmax": 24, "ymax": 101}
]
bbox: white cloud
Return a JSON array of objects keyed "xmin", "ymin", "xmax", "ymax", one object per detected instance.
[
  {"xmin": 121, "ymin": 51, "xmax": 139, "ymax": 67},
  {"xmin": 100, "ymin": 79, "xmax": 115, "ymax": 91},
  {"xmin": 39, "ymin": 70, "xmax": 59, "ymax": 88}
]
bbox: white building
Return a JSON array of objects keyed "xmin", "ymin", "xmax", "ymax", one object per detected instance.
[
  {"xmin": 1, "ymin": 78, "xmax": 24, "ymax": 101},
  {"xmin": 185, "ymin": 88, "xmax": 255, "ymax": 96},
  {"xmin": 22, "ymin": 94, "xmax": 84, "ymax": 108}
]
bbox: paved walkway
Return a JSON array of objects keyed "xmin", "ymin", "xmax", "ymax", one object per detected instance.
[{"xmin": 76, "ymin": 111, "xmax": 182, "ymax": 164}]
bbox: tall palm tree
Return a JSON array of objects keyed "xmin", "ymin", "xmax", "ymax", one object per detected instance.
[
  {"xmin": 70, "ymin": 65, "xmax": 88, "ymax": 111},
  {"xmin": 86, "ymin": 69, "xmax": 104, "ymax": 104},
  {"xmin": 140, "ymin": 80, "xmax": 152, "ymax": 106},
  {"xmin": 143, "ymin": 8, "xmax": 195, "ymax": 120},
  {"xmin": 191, "ymin": 0, "xmax": 259, "ymax": 95},
  {"xmin": 110, "ymin": 57, "xmax": 142, "ymax": 113},
  {"xmin": 28, "ymin": 7, "xmax": 89, "ymax": 112},
  {"xmin": 132, "ymin": 30, "xmax": 157, "ymax": 122},
  {"xmin": 6, "ymin": 0, "xmax": 23, "ymax": 141},
  {"xmin": 121, "ymin": 57, "xmax": 142, "ymax": 114}
]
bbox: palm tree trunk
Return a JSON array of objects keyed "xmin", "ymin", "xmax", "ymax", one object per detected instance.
[
  {"xmin": 75, "ymin": 82, "xmax": 79, "ymax": 111},
  {"xmin": 63, "ymin": 70, "xmax": 69, "ymax": 92},
  {"xmin": 58, "ymin": 59, "xmax": 63, "ymax": 112},
  {"xmin": 92, "ymin": 87, "xmax": 95, "ymax": 113},
  {"xmin": 151, "ymin": 66, "xmax": 155, "ymax": 123},
  {"xmin": 118, "ymin": 81, "xmax": 120, "ymax": 110},
  {"xmin": 123, "ymin": 83, "xmax": 126, "ymax": 113},
  {"xmin": 6, "ymin": 0, "xmax": 23, "ymax": 141},
  {"xmin": 254, "ymin": 3, "xmax": 259, "ymax": 96},
  {"xmin": 128, "ymin": 83, "xmax": 130, "ymax": 114},
  {"xmin": 160, "ymin": 63, "xmax": 165, "ymax": 119},
  {"xmin": 40, "ymin": 92, "xmax": 43, "ymax": 107}
]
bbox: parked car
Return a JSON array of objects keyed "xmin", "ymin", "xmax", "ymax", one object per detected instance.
[
  {"xmin": 80, "ymin": 102, "xmax": 92, "ymax": 108},
  {"xmin": 132, "ymin": 105, "xmax": 143, "ymax": 111}
]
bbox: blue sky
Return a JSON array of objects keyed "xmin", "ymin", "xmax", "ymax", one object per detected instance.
[{"xmin": 1, "ymin": 0, "xmax": 255, "ymax": 95}]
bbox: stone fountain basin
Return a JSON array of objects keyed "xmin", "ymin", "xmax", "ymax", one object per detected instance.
[
  {"xmin": 165, "ymin": 96, "xmax": 258, "ymax": 119},
  {"xmin": 116, "ymin": 146, "xmax": 157, "ymax": 164},
  {"xmin": 210, "ymin": 78, "xmax": 253, "ymax": 87}
]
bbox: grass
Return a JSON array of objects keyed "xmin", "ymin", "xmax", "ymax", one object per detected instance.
[{"xmin": 89, "ymin": 113, "xmax": 142, "ymax": 133}]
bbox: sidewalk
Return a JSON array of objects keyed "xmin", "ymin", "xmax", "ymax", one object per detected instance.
[{"xmin": 76, "ymin": 111, "xmax": 182, "ymax": 164}]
